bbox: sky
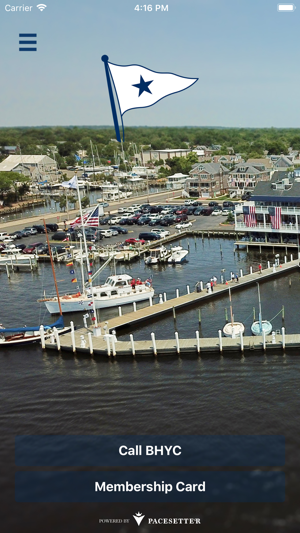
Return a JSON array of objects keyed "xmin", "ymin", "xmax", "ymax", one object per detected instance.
[{"xmin": 0, "ymin": 0, "xmax": 300, "ymax": 128}]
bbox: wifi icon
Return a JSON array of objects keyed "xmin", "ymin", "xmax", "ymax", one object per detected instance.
[{"xmin": 37, "ymin": 4, "xmax": 47, "ymax": 11}]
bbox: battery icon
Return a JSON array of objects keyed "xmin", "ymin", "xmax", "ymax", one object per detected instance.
[{"xmin": 277, "ymin": 4, "xmax": 296, "ymax": 10}]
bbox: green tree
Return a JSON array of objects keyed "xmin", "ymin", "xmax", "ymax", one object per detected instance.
[{"xmin": 81, "ymin": 195, "xmax": 90, "ymax": 208}]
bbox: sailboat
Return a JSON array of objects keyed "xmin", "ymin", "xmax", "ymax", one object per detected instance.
[
  {"xmin": 251, "ymin": 282, "xmax": 272, "ymax": 336},
  {"xmin": 0, "ymin": 220, "xmax": 71, "ymax": 346},
  {"xmin": 223, "ymin": 287, "xmax": 245, "ymax": 338},
  {"xmin": 40, "ymin": 174, "xmax": 154, "ymax": 315}
]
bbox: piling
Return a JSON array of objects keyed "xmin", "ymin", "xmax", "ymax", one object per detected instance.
[
  {"xmin": 70, "ymin": 321, "xmax": 76, "ymax": 353},
  {"xmin": 225, "ymin": 308, "xmax": 228, "ymax": 323},
  {"xmin": 39, "ymin": 325, "xmax": 45, "ymax": 349},
  {"xmin": 289, "ymin": 277, "xmax": 292, "ymax": 288},
  {"xmin": 186, "ymin": 285, "xmax": 190, "ymax": 294},
  {"xmin": 240, "ymin": 269, "xmax": 243, "ymax": 278},
  {"xmin": 262, "ymin": 329, "xmax": 266, "ymax": 351},
  {"xmin": 111, "ymin": 334, "xmax": 116, "ymax": 357},
  {"xmin": 5, "ymin": 263, "xmax": 10, "ymax": 279},
  {"xmin": 105, "ymin": 334, "xmax": 111, "ymax": 356},
  {"xmin": 133, "ymin": 301, "xmax": 137, "ymax": 312},
  {"xmin": 149, "ymin": 295, "xmax": 153, "ymax": 306},
  {"xmin": 253, "ymin": 307, "xmax": 256, "ymax": 321},
  {"xmin": 282, "ymin": 305, "xmax": 285, "ymax": 321},
  {"xmin": 88, "ymin": 332, "xmax": 93, "ymax": 355},
  {"xmin": 282, "ymin": 327, "xmax": 286, "ymax": 350},
  {"xmin": 250, "ymin": 266, "xmax": 253, "ymax": 274},
  {"xmin": 218, "ymin": 330, "xmax": 223, "ymax": 353},
  {"xmin": 198, "ymin": 309, "xmax": 201, "ymax": 325},
  {"xmin": 291, "ymin": 254, "xmax": 293, "ymax": 261},
  {"xmin": 118, "ymin": 306, "xmax": 122, "ymax": 317},
  {"xmin": 284, "ymin": 256, "xmax": 287, "ymax": 263},
  {"xmin": 151, "ymin": 332, "xmax": 157, "ymax": 356},
  {"xmin": 175, "ymin": 332, "xmax": 180, "ymax": 354},
  {"xmin": 163, "ymin": 292, "xmax": 167, "ymax": 302},
  {"xmin": 130, "ymin": 334, "xmax": 135, "ymax": 356},
  {"xmin": 53, "ymin": 327, "xmax": 61, "ymax": 351},
  {"xmin": 173, "ymin": 306, "xmax": 177, "ymax": 331},
  {"xmin": 195, "ymin": 330, "xmax": 200, "ymax": 353},
  {"xmin": 176, "ymin": 288, "xmax": 179, "ymax": 298},
  {"xmin": 267, "ymin": 261, "xmax": 270, "ymax": 269},
  {"xmin": 200, "ymin": 281, "xmax": 203, "ymax": 291},
  {"xmin": 240, "ymin": 330, "xmax": 244, "ymax": 352}
]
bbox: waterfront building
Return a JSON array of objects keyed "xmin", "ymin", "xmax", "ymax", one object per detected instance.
[
  {"xmin": 0, "ymin": 154, "xmax": 57, "ymax": 182},
  {"xmin": 166, "ymin": 172, "xmax": 189, "ymax": 190},
  {"xmin": 135, "ymin": 148, "xmax": 192, "ymax": 164},
  {"xmin": 185, "ymin": 162, "xmax": 229, "ymax": 197},
  {"xmin": 234, "ymin": 170, "xmax": 300, "ymax": 244}
]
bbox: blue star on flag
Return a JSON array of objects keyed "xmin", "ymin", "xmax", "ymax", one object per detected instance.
[{"xmin": 132, "ymin": 75, "xmax": 153, "ymax": 97}]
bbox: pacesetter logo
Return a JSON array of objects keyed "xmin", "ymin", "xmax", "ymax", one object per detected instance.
[{"xmin": 99, "ymin": 513, "xmax": 201, "ymax": 526}]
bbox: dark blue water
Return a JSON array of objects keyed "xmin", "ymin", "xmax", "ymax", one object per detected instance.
[{"xmin": 1, "ymin": 237, "xmax": 300, "ymax": 532}]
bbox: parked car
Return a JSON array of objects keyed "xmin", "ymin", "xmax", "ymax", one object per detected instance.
[
  {"xmin": 23, "ymin": 242, "xmax": 43, "ymax": 254},
  {"xmin": 97, "ymin": 202, "xmax": 109, "ymax": 207},
  {"xmin": 32, "ymin": 225, "xmax": 46, "ymax": 233},
  {"xmin": 201, "ymin": 208, "xmax": 213, "ymax": 216},
  {"xmin": 0, "ymin": 232, "xmax": 9, "ymax": 240},
  {"xmin": 137, "ymin": 217, "xmax": 151, "ymax": 225},
  {"xmin": 222, "ymin": 209, "xmax": 231, "ymax": 216},
  {"xmin": 52, "ymin": 231, "xmax": 68, "ymax": 241},
  {"xmin": 2, "ymin": 237, "xmax": 13, "ymax": 244},
  {"xmin": 192, "ymin": 201, "xmax": 202, "ymax": 206},
  {"xmin": 175, "ymin": 214, "xmax": 188, "ymax": 222},
  {"xmin": 194, "ymin": 207, "xmax": 204, "ymax": 215},
  {"xmin": 153, "ymin": 229, "xmax": 170, "ymax": 238},
  {"xmin": 175, "ymin": 222, "xmax": 193, "ymax": 229},
  {"xmin": 99, "ymin": 229, "xmax": 113, "ymax": 238},
  {"xmin": 184, "ymin": 200, "xmax": 193, "ymax": 205},
  {"xmin": 149, "ymin": 218, "xmax": 162, "ymax": 226},
  {"xmin": 99, "ymin": 217, "xmax": 111, "ymax": 225},
  {"xmin": 108, "ymin": 216, "xmax": 122, "ymax": 224},
  {"xmin": 138, "ymin": 232, "xmax": 160, "ymax": 241},
  {"xmin": 19, "ymin": 229, "xmax": 31, "ymax": 237},
  {"xmin": 23, "ymin": 227, "xmax": 38, "ymax": 235},
  {"xmin": 45, "ymin": 223, "xmax": 59, "ymax": 232},
  {"xmin": 125, "ymin": 238, "xmax": 146, "ymax": 245},
  {"xmin": 208, "ymin": 201, "xmax": 219, "ymax": 207},
  {"xmin": 15, "ymin": 243, "xmax": 27, "ymax": 251},
  {"xmin": 10, "ymin": 231, "xmax": 23, "ymax": 239},
  {"xmin": 211, "ymin": 209, "xmax": 222, "ymax": 216},
  {"xmin": 223, "ymin": 201, "xmax": 234, "ymax": 208},
  {"xmin": 110, "ymin": 226, "xmax": 128, "ymax": 234},
  {"xmin": 8, "ymin": 233, "xmax": 18, "ymax": 240}
]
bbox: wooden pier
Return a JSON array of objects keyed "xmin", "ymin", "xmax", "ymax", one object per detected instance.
[{"xmin": 44, "ymin": 258, "xmax": 300, "ymax": 356}]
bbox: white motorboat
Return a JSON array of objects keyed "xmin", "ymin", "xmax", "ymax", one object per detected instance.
[
  {"xmin": 144, "ymin": 246, "xmax": 170, "ymax": 264},
  {"xmin": 167, "ymin": 246, "xmax": 189, "ymax": 264},
  {"xmin": 41, "ymin": 274, "xmax": 154, "ymax": 314}
]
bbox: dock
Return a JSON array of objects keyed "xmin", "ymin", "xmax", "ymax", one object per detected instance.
[{"xmin": 44, "ymin": 258, "xmax": 300, "ymax": 356}]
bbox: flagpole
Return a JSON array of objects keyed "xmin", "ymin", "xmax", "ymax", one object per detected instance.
[{"xmin": 101, "ymin": 55, "xmax": 121, "ymax": 143}]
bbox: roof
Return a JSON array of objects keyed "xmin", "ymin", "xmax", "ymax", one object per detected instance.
[
  {"xmin": 246, "ymin": 158, "xmax": 273, "ymax": 169},
  {"xmin": 251, "ymin": 171, "xmax": 300, "ymax": 201},
  {"xmin": 230, "ymin": 164, "xmax": 267, "ymax": 175},
  {"xmin": 167, "ymin": 173, "xmax": 189, "ymax": 178},
  {"xmin": 190, "ymin": 162, "xmax": 228, "ymax": 175},
  {"xmin": 0, "ymin": 154, "xmax": 56, "ymax": 172}
]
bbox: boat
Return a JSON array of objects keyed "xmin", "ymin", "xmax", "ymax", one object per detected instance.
[
  {"xmin": 167, "ymin": 246, "xmax": 189, "ymax": 264},
  {"xmin": 144, "ymin": 245, "xmax": 189, "ymax": 265},
  {"xmin": 41, "ymin": 274, "xmax": 154, "ymax": 314},
  {"xmin": 223, "ymin": 288, "xmax": 244, "ymax": 338},
  {"xmin": 0, "ymin": 315, "xmax": 70, "ymax": 346},
  {"xmin": 251, "ymin": 282, "xmax": 272, "ymax": 336},
  {"xmin": 144, "ymin": 246, "xmax": 170, "ymax": 264}
]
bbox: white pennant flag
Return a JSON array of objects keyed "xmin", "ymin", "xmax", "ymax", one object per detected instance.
[{"xmin": 108, "ymin": 61, "xmax": 198, "ymax": 116}]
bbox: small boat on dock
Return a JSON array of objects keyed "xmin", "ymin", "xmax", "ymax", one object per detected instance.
[
  {"xmin": 223, "ymin": 287, "xmax": 245, "ymax": 338},
  {"xmin": 167, "ymin": 246, "xmax": 189, "ymax": 264},
  {"xmin": 251, "ymin": 283, "xmax": 272, "ymax": 336},
  {"xmin": 0, "ymin": 315, "xmax": 71, "ymax": 346}
]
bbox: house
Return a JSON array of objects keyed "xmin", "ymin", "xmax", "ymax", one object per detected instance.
[
  {"xmin": 185, "ymin": 163, "xmax": 229, "ymax": 198},
  {"xmin": 268, "ymin": 155, "xmax": 294, "ymax": 169},
  {"xmin": 1, "ymin": 146, "xmax": 18, "ymax": 155},
  {"xmin": 0, "ymin": 154, "xmax": 57, "ymax": 182},
  {"xmin": 212, "ymin": 154, "xmax": 243, "ymax": 166},
  {"xmin": 234, "ymin": 170, "xmax": 300, "ymax": 243},
  {"xmin": 227, "ymin": 163, "xmax": 271, "ymax": 198}
]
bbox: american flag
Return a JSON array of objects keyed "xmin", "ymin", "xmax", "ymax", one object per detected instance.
[
  {"xmin": 85, "ymin": 206, "xmax": 99, "ymax": 227},
  {"xmin": 70, "ymin": 212, "xmax": 89, "ymax": 228},
  {"xmin": 268, "ymin": 206, "xmax": 281, "ymax": 229},
  {"xmin": 243, "ymin": 205, "xmax": 256, "ymax": 227}
]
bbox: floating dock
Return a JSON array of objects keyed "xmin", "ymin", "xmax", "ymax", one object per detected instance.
[{"xmin": 44, "ymin": 258, "xmax": 300, "ymax": 356}]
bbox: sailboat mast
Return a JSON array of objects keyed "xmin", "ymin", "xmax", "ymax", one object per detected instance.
[
  {"xmin": 229, "ymin": 287, "xmax": 233, "ymax": 326},
  {"xmin": 43, "ymin": 219, "xmax": 63, "ymax": 316},
  {"xmin": 257, "ymin": 282, "xmax": 263, "ymax": 332},
  {"xmin": 75, "ymin": 173, "xmax": 98, "ymax": 328},
  {"xmin": 90, "ymin": 140, "xmax": 95, "ymax": 180}
]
